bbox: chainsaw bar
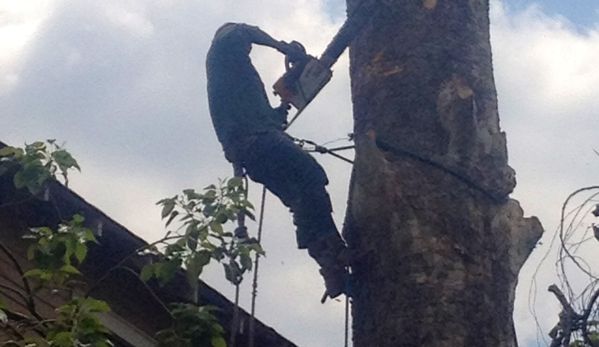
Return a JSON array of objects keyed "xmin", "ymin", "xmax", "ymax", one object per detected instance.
[{"xmin": 275, "ymin": 0, "xmax": 377, "ymax": 128}]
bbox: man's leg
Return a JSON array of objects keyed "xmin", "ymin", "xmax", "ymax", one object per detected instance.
[
  {"xmin": 240, "ymin": 131, "xmax": 348, "ymax": 297},
  {"xmin": 241, "ymin": 132, "xmax": 335, "ymax": 245}
]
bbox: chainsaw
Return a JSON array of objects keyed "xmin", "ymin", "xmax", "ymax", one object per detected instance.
[{"xmin": 273, "ymin": 0, "xmax": 376, "ymax": 127}]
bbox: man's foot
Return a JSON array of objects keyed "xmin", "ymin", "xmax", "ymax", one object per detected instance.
[
  {"xmin": 306, "ymin": 233, "xmax": 350, "ymax": 301},
  {"xmin": 319, "ymin": 266, "xmax": 350, "ymax": 303}
]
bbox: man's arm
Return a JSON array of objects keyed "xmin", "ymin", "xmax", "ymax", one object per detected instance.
[{"xmin": 239, "ymin": 24, "xmax": 304, "ymax": 58}]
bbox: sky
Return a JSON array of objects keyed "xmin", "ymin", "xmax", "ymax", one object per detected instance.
[{"xmin": 0, "ymin": 1, "xmax": 598, "ymax": 346}]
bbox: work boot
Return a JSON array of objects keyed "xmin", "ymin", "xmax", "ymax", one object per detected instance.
[
  {"xmin": 307, "ymin": 233, "xmax": 350, "ymax": 300},
  {"xmin": 319, "ymin": 265, "xmax": 349, "ymax": 300}
]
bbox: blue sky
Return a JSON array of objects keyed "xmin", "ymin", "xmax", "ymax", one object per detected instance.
[
  {"xmin": 504, "ymin": 0, "xmax": 599, "ymax": 30},
  {"xmin": 0, "ymin": 1, "xmax": 598, "ymax": 346},
  {"xmin": 324, "ymin": 0, "xmax": 599, "ymax": 32}
]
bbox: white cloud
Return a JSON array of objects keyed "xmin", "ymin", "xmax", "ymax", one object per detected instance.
[
  {"xmin": 491, "ymin": 0, "xmax": 599, "ymax": 345},
  {"xmin": 0, "ymin": 0, "xmax": 58, "ymax": 93},
  {"xmin": 103, "ymin": 3, "xmax": 154, "ymax": 38}
]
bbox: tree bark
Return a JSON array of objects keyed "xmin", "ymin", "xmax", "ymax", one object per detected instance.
[{"xmin": 343, "ymin": 1, "xmax": 543, "ymax": 346}]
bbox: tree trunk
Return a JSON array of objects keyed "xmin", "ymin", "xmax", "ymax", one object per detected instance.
[{"xmin": 343, "ymin": 1, "xmax": 543, "ymax": 346}]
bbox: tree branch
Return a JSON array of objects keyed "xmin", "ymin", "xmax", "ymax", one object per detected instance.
[
  {"xmin": 580, "ymin": 287, "xmax": 599, "ymax": 347},
  {"xmin": 3, "ymin": 322, "xmax": 26, "ymax": 341},
  {"xmin": 559, "ymin": 186, "xmax": 599, "ymax": 279},
  {"xmin": 549, "ymin": 285, "xmax": 581, "ymax": 347},
  {"xmin": 549, "ymin": 285, "xmax": 579, "ymax": 319},
  {"xmin": 0, "ymin": 283, "xmax": 28, "ymax": 303},
  {"xmin": 0, "ymin": 303, "xmax": 47, "ymax": 338},
  {"xmin": 85, "ymin": 234, "xmax": 184, "ymax": 298},
  {"xmin": 0, "ymin": 242, "xmax": 43, "ymax": 321}
]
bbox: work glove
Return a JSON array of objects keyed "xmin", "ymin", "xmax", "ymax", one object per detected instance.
[
  {"xmin": 279, "ymin": 40, "xmax": 307, "ymax": 64},
  {"xmin": 273, "ymin": 103, "xmax": 291, "ymax": 127}
]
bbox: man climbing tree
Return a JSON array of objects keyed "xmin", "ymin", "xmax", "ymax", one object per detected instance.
[
  {"xmin": 343, "ymin": 1, "xmax": 544, "ymax": 346},
  {"xmin": 206, "ymin": 23, "xmax": 348, "ymax": 299}
]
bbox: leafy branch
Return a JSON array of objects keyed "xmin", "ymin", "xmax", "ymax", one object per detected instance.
[
  {"xmin": 0, "ymin": 140, "xmax": 80, "ymax": 195},
  {"xmin": 1, "ymin": 141, "xmax": 262, "ymax": 347},
  {"xmin": 144, "ymin": 178, "xmax": 264, "ymax": 347}
]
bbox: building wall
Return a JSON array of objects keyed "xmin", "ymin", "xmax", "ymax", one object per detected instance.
[{"xmin": 0, "ymin": 217, "xmax": 158, "ymax": 347}]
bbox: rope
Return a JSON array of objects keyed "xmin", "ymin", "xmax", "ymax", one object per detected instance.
[
  {"xmin": 288, "ymin": 134, "xmax": 355, "ymax": 165},
  {"xmin": 248, "ymin": 186, "xmax": 267, "ymax": 347},
  {"xmin": 230, "ymin": 163, "xmax": 245, "ymax": 347},
  {"xmin": 374, "ymin": 135, "xmax": 509, "ymax": 204},
  {"xmin": 345, "ymin": 296, "xmax": 350, "ymax": 347},
  {"xmin": 286, "ymin": 131, "xmax": 508, "ymax": 204}
]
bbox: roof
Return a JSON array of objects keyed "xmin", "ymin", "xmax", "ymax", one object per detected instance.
[{"xmin": 0, "ymin": 141, "xmax": 297, "ymax": 347}]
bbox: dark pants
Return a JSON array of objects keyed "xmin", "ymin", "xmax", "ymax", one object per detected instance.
[{"xmin": 227, "ymin": 131, "xmax": 339, "ymax": 249}]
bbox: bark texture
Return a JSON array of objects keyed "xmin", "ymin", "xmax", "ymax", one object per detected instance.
[{"xmin": 343, "ymin": 1, "xmax": 543, "ymax": 346}]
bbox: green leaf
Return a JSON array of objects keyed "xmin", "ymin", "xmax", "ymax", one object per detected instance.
[
  {"xmin": 187, "ymin": 227, "xmax": 199, "ymax": 251},
  {"xmin": 27, "ymin": 245, "xmax": 36, "ymax": 260},
  {"xmin": 223, "ymin": 263, "xmax": 241, "ymax": 285},
  {"xmin": 13, "ymin": 171, "xmax": 25, "ymax": 188},
  {"xmin": 209, "ymin": 222, "xmax": 223, "ymax": 234},
  {"xmin": 84, "ymin": 298, "xmax": 111, "ymax": 313},
  {"xmin": 0, "ymin": 298, "xmax": 7, "ymax": 310},
  {"xmin": 140, "ymin": 264, "xmax": 154, "ymax": 282},
  {"xmin": 240, "ymin": 252, "xmax": 252, "ymax": 272},
  {"xmin": 155, "ymin": 198, "xmax": 167, "ymax": 205},
  {"xmin": 245, "ymin": 210, "xmax": 256, "ymax": 221},
  {"xmin": 24, "ymin": 269, "xmax": 45, "ymax": 278},
  {"xmin": 214, "ymin": 213, "xmax": 228, "ymax": 224},
  {"xmin": 183, "ymin": 189, "xmax": 202, "ymax": 200},
  {"xmin": 74, "ymin": 243, "xmax": 87, "ymax": 263},
  {"xmin": 39, "ymin": 227, "xmax": 53, "ymax": 236},
  {"xmin": 0, "ymin": 309, "xmax": 7, "ymax": 324},
  {"xmin": 158, "ymin": 259, "xmax": 182, "ymax": 284},
  {"xmin": 50, "ymin": 332, "xmax": 74, "ymax": 347},
  {"xmin": 203, "ymin": 204, "xmax": 216, "ymax": 218},
  {"xmin": 52, "ymin": 149, "xmax": 80, "ymax": 171},
  {"xmin": 63, "ymin": 237, "xmax": 77, "ymax": 264},
  {"xmin": 211, "ymin": 337, "xmax": 227, "ymax": 347},
  {"xmin": 227, "ymin": 177, "xmax": 243, "ymax": 189},
  {"xmin": 248, "ymin": 243, "xmax": 265, "ymax": 256},
  {"xmin": 72, "ymin": 214, "xmax": 84, "ymax": 224},
  {"xmin": 165, "ymin": 210, "xmax": 179, "ymax": 227},
  {"xmin": 161, "ymin": 201, "xmax": 176, "ymax": 219},
  {"xmin": 186, "ymin": 252, "xmax": 210, "ymax": 289},
  {"xmin": 60, "ymin": 264, "xmax": 81, "ymax": 275},
  {"xmin": 0, "ymin": 147, "xmax": 18, "ymax": 157},
  {"xmin": 82, "ymin": 229, "xmax": 97, "ymax": 243}
]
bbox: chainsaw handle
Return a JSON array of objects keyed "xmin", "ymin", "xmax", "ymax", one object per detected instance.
[{"xmin": 281, "ymin": 40, "xmax": 307, "ymax": 71}]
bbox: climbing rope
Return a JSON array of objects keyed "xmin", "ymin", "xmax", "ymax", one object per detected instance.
[
  {"xmin": 345, "ymin": 296, "xmax": 350, "ymax": 347},
  {"xmin": 248, "ymin": 186, "xmax": 267, "ymax": 347},
  {"xmin": 374, "ymin": 135, "xmax": 509, "ymax": 204},
  {"xmin": 287, "ymin": 134, "xmax": 355, "ymax": 165},
  {"xmin": 230, "ymin": 163, "xmax": 246, "ymax": 347}
]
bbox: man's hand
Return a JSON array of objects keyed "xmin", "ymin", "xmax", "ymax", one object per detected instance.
[
  {"xmin": 273, "ymin": 103, "xmax": 291, "ymax": 127},
  {"xmin": 278, "ymin": 41, "xmax": 307, "ymax": 64}
]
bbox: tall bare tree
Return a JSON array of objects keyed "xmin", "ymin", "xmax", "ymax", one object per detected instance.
[{"xmin": 343, "ymin": 1, "xmax": 544, "ymax": 346}]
